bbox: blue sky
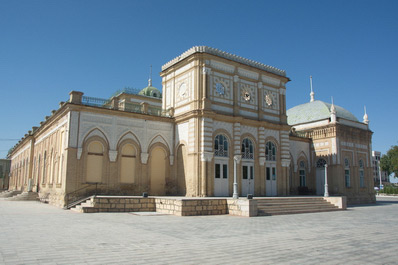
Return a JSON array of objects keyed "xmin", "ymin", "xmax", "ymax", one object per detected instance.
[{"xmin": 1, "ymin": 0, "xmax": 397, "ymax": 158}]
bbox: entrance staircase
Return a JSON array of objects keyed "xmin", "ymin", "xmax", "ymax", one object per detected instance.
[
  {"xmin": 0, "ymin": 190, "xmax": 22, "ymax": 198},
  {"xmin": 256, "ymin": 197, "xmax": 341, "ymax": 216},
  {"xmin": 68, "ymin": 196, "xmax": 95, "ymax": 213},
  {"xmin": 7, "ymin": 191, "xmax": 39, "ymax": 201}
]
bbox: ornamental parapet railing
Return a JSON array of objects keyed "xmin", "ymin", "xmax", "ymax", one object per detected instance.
[
  {"xmin": 79, "ymin": 96, "xmax": 170, "ymax": 117},
  {"xmin": 81, "ymin": 96, "xmax": 112, "ymax": 109}
]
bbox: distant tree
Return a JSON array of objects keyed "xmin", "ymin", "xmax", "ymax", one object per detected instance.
[{"xmin": 380, "ymin": 145, "xmax": 398, "ymax": 178}]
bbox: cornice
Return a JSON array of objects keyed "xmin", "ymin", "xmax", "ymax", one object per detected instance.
[{"xmin": 161, "ymin": 46, "xmax": 286, "ymax": 77}]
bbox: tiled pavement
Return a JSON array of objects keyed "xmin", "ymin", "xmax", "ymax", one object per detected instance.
[{"xmin": 0, "ymin": 196, "xmax": 397, "ymax": 265}]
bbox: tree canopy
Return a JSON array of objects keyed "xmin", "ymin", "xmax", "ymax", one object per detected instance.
[{"xmin": 380, "ymin": 145, "xmax": 398, "ymax": 178}]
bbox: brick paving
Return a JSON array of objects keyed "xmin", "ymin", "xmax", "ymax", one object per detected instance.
[{"xmin": 0, "ymin": 196, "xmax": 397, "ymax": 264}]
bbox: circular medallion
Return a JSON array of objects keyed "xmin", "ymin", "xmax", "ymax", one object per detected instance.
[
  {"xmin": 243, "ymin": 91, "xmax": 251, "ymax": 101},
  {"xmin": 215, "ymin": 83, "xmax": 225, "ymax": 95},
  {"xmin": 179, "ymin": 83, "xmax": 187, "ymax": 97}
]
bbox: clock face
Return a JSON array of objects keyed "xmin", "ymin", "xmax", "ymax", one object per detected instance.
[
  {"xmin": 179, "ymin": 83, "xmax": 187, "ymax": 98},
  {"xmin": 215, "ymin": 82, "xmax": 225, "ymax": 95},
  {"xmin": 242, "ymin": 90, "xmax": 251, "ymax": 101},
  {"xmin": 265, "ymin": 94, "xmax": 273, "ymax": 106}
]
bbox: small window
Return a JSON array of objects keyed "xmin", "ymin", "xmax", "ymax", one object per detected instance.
[
  {"xmin": 299, "ymin": 161, "xmax": 306, "ymax": 187},
  {"xmin": 344, "ymin": 158, "xmax": 350, "ymax": 188}
]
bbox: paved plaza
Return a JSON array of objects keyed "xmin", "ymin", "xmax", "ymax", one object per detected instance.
[{"xmin": 0, "ymin": 197, "xmax": 397, "ymax": 265}]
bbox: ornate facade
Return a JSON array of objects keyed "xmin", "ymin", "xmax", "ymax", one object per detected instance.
[{"xmin": 8, "ymin": 46, "xmax": 375, "ymax": 207}]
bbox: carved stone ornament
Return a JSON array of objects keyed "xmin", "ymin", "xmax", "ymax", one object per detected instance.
[
  {"xmin": 201, "ymin": 152, "xmax": 214, "ymax": 162},
  {"xmin": 141, "ymin": 152, "xmax": 149, "ymax": 164},
  {"xmin": 259, "ymin": 157, "xmax": 266, "ymax": 166},
  {"xmin": 242, "ymin": 89, "xmax": 251, "ymax": 101},
  {"xmin": 109, "ymin": 150, "xmax": 118, "ymax": 162},
  {"xmin": 265, "ymin": 93, "xmax": 273, "ymax": 106},
  {"xmin": 215, "ymin": 82, "xmax": 225, "ymax": 95}
]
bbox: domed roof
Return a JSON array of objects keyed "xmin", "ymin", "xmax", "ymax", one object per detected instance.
[
  {"xmin": 138, "ymin": 79, "xmax": 162, "ymax": 98},
  {"xmin": 287, "ymin": 100, "xmax": 359, "ymax": 125}
]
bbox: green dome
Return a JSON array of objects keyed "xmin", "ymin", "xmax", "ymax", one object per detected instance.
[
  {"xmin": 138, "ymin": 80, "xmax": 161, "ymax": 98},
  {"xmin": 287, "ymin": 100, "xmax": 359, "ymax": 125}
]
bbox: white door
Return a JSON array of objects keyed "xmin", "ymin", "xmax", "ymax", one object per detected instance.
[
  {"xmin": 241, "ymin": 163, "xmax": 254, "ymax": 196},
  {"xmin": 214, "ymin": 161, "xmax": 229, "ymax": 196},
  {"xmin": 316, "ymin": 167, "xmax": 325, "ymax": 195},
  {"xmin": 266, "ymin": 166, "xmax": 277, "ymax": 196}
]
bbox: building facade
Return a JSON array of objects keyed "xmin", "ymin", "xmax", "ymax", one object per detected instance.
[
  {"xmin": 372, "ymin": 151, "xmax": 389, "ymax": 184},
  {"xmin": 7, "ymin": 46, "xmax": 375, "ymax": 207}
]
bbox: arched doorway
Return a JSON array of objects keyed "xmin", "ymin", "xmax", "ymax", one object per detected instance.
[
  {"xmin": 176, "ymin": 145, "xmax": 187, "ymax": 196},
  {"xmin": 86, "ymin": 141, "xmax": 104, "ymax": 183},
  {"xmin": 265, "ymin": 141, "xmax": 277, "ymax": 196},
  {"xmin": 214, "ymin": 134, "xmax": 229, "ymax": 196},
  {"xmin": 241, "ymin": 138, "xmax": 254, "ymax": 196},
  {"xmin": 149, "ymin": 146, "xmax": 166, "ymax": 195},
  {"xmin": 316, "ymin": 158, "xmax": 327, "ymax": 195}
]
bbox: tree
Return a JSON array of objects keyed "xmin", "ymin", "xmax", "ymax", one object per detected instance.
[{"xmin": 380, "ymin": 145, "xmax": 398, "ymax": 178}]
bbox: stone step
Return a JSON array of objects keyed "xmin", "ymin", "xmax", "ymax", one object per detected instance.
[
  {"xmin": 257, "ymin": 200, "xmax": 332, "ymax": 206},
  {"xmin": 70, "ymin": 198, "xmax": 95, "ymax": 213},
  {"xmin": 0, "ymin": 190, "xmax": 22, "ymax": 198},
  {"xmin": 255, "ymin": 197, "xmax": 339, "ymax": 216},
  {"xmin": 258, "ymin": 202, "xmax": 338, "ymax": 209},
  {"xmin": 258, "ymin": 207, "xmax": 341, "ymax": 216},
  {"xmin": 7, "ymin": 192, "xmax": 39, "ymax": 201}
]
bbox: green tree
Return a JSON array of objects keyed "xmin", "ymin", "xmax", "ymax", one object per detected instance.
[{"xmin": 380, "ymin": 145, "xmax": 398, "ymax": 178}]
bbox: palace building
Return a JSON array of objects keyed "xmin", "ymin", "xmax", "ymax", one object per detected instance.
[{"xmin": 7, "ymin": 46, "xmax": 375, "ymax": 207}]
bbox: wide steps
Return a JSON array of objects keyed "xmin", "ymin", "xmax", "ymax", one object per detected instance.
[
  {"xmin": 256, "ymin": 197, "xmax": 341, "ymax": 216},
  {"xmin": 0, "ymin": 190, "xmax": 22, "ymax": 198},
  {"xmin": 7, "ymin": 191, "xmax": 39, "ymax": 201}
]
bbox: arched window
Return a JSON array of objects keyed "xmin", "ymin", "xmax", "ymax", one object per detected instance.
[
  {"xmin": 344, "ymin": 158, "xmax": 350, "ymax": 188},
  {"xmin": 86, "ymin": 141, "xmax": 104, "ymax": 183},
  {"xmin": 359, "ymin": 159, "xmax": 365, "ymax": 188},
  {"xmin": 120, "ymin": 144, "xmax": 136, "ymax": 183},
  {"xmin": 214, "ymin": 134, "xmax": 228, "ymax": 157},
  {"xmin": 316, "ymin": 158, "xmax": 327, "ymax": 168},
  {"xmin": 299, "ymin": 161, "xmax": 306, "ymax": 187},
  {"xmin": 42, "ymin": 151, "xmax": 47, "ymax": 184},
  {"xmin": 265, "ymin": 141, "xmax": 276, "ymax": 161},
  {"xmin": 241, "ymin": 138, "xmax": 254, "ymax": 159}
]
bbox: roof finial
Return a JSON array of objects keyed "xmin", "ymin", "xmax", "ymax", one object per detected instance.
[
  {"xmin": 148, "ymin": 65, "xmax": 152, "ymax": 87},
  {"xmin": 331, "ymin": 97, "xmax": 336, "ymax": 112},
  {"xmin": 330, "ymin": 96, "xmax": 337, "ymax": 123},
  {"xmin": 363, "ymin": 105, "xmax": 369, "ymax": 124},
  {"xmin": 310, "ymin": 75, "xmax": 315, "ymax": 102}
]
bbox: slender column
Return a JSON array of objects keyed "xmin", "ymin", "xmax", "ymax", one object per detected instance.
[
  {"xmin": 324, "ymin": 164, "xmax": 329, "ymax": 197},
  {"xmin": 233, "ymin": 155, "xmax": 242, "ymax": 199},
  {"xmin": 200, "ymin": 152, "xmax": 213, "ymax": 197}
]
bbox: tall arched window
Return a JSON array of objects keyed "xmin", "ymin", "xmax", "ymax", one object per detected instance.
[
  {"xmin": 86, "ymin": 141, "xmax": 104, "ymax": 183},
  {"xmin": 359, "ymin": 159, "xmax": 365, "ymax": 188},
  {"xmin": 42, "ymin": 151, "xmax": 47, "ymax": 184},
  {"xmin": 265, "ymin": 141, "xmax": 276, "ymax": 161},
  {"xmin": 120, "ymin": 144, "xmax": 136, "ymax": 183},
  {"xmin": 344, "ymin": 158, "xmax": 350, "ymax": 188},
  {"xmin": 299, "ymin": 161, "xmax": 306, "ymax": 187},
  {"xmin": 214, "ymin": 134, "xmax": 228, "ymax": 157},
  {"xmin": 241, "ymin": 138, "xmax": 254, "ymax": 159}
]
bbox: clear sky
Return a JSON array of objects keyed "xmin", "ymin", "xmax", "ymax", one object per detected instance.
[{"xmin": 1, "ymin": 0, "xmax": 397, "ymax": 158}]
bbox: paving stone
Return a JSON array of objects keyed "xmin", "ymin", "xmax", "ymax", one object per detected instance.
[{"xmin": 0, "ymin": 196, "xmax": 397, "ymax": 264}]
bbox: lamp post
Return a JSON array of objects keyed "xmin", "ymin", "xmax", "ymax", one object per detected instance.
[
  {"xmin": 324, "ymin": 164, "xmax": 329, "ymax": 197},
  {"xmin": 233, "ymin": 155, "xmax": 241, "ymax": 199},
  {"xmin": 378, "ymin": 160, "xmax": 383, "ymax": 191}
]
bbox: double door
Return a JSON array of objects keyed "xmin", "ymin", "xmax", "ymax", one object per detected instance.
[
  {"xmin": 266, "ymin": 165, "xmax": 277, "ymax": 196},
  {"xmin": 241, "ymin": 162, "xmax": 254, "ymax": 196},
  {"xmin": 214, "ymin": 160, "xmax": 229, "ymax": 196}
]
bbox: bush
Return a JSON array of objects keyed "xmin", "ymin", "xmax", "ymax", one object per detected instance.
[{"xmin": 380, "ymin": 185, "xmax": 398, "ymax": 195}]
